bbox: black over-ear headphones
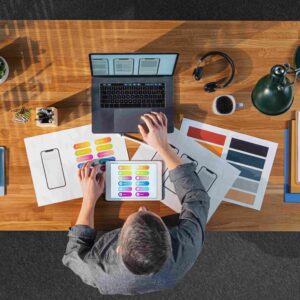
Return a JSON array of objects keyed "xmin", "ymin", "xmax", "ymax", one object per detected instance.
[{"xmin": 193, "ymin": 51, "xmax": 235, "ymax": 93}]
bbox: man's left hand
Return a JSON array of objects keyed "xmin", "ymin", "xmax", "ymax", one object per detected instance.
[{"xmin": 78, "ymin": 161, "xmax": 105, "ymax": 208}]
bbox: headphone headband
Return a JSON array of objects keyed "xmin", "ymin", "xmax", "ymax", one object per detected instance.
[{"xmin": 194, "ymin": 51, "xmax": 235, "ymax": 92}]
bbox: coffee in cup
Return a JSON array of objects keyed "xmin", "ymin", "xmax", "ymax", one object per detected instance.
[{"xmin": 212, "ymin": 95, "xmax": 244, "ymax": 115}]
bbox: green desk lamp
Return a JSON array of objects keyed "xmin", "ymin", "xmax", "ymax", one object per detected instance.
[{"xmin": 251, "ymin": 47, "xmax": 300, "ymax": 115}]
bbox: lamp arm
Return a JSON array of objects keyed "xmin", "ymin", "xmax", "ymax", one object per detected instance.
[{"xmin": 284, "ymin": 64, "xmax": 299, "ymax": 85}]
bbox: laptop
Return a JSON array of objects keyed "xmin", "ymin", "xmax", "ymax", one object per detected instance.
[{"xmin": 89, "ymin": 53, "xmax": 179, "ymax": 133}]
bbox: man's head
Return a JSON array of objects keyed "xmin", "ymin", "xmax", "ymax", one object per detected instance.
[{"xmin": 117, "ymin": 207, "xmax": 172, "ymax": 275}]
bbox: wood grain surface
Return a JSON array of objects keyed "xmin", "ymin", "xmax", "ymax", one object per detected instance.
[{"xmin": 0, "ymin": 21, "xmax": 299, "ymax": 231}]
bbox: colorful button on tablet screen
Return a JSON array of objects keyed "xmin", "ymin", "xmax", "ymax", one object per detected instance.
[
  {"xmin": 136, "ymin": 192, "xmax": 149, "ymax": 197},
  {"xmin": 136, "ymin": 187, "xmax": 149, "ymax": 191},
  {"xmin": 136, "ymin": 171, "xmax": 149, "ymax": 175},
  {"xmin": 118, "ymin": 165, "xmax": 132, "ymax": 170},
  {"xmin": 136, "ymin": 176, "xmax": 149, "ymax": 180},
  {"xmin": 136, "ymin": 165, "xmax": 149, "ymax": 170},
  {"xmin": 118, "ymin": 171, "xmax": 132, "ymax": 175},
  {"xmin": 118, "ymin": 181, "xmax": 132, "ymax": 186},
  {"xmin": 119, "ymin": 176, "xmax": 132, "ymax": 180},
  {"xmin": 136, "ymin": 181, "xmax": 149, "ymax": 186},
  {"xmin": 118, "ymin": 192, "xmax": 132, "ymax": 197}
]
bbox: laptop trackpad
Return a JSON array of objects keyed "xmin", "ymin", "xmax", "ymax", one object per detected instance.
[{"xmin": 114, "ymin": 109, "xmax": 150, "ymax": 133}]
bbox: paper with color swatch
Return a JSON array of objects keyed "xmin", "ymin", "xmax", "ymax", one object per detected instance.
[
  {"xmin": 180, "ymin": 118, "xmax": 278, "ymax": 210},
  {"xmin": 132, "ymin": 129, "xmax": 240, "ymax": 221},
  {"xmin": 25, "ymin": 125, "xmax": 128, "ymax": 206}
]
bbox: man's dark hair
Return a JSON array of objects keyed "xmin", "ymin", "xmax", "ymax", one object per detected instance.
[{"xmin": 119, "ymin": 212, "xmax": 172, "ymax": 275}]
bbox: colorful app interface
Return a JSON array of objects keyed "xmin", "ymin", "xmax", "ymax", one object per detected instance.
[
  {"xmin": 110, "ymin": 163, "xmax": 158, "ymax": 199},
  {"xmin": 73, "ymin": 137, "xmax": 116, "ymax": 171}
]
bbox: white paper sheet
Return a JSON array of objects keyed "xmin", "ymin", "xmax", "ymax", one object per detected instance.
[
  {"xmin": 25, "ymin": 125, "xmax": 128, "ymax": 206},
  {"xmin": 180, "ymin": 118, "xmax": 278, "ymax": 210},
  {"xmin": 132, "ymin": 129, "xmax": 240, "ymax": 221}
]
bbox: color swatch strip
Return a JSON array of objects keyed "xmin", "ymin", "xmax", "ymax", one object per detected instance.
[
  {"xmin": 230, "ymin": 138, "xmax": 269, "ymax": 157},
  {"xmin": 227, "ymin": 150, "xmax": 266, "ymax": 169},
  {"xmin": 74, "ymin": 141, "xmax": 91, "ymax": 149},
  {"xmin": 95, "ymin": 137, "xmax": 112, "ymax": 145},
  {"xmin": 229, "ymin": 163, "xmax": 262, "ymax": 181},
  {"xmin": 75, "ymin": 148, "xmax": 92, "ymax": 156},
  {"xmin": 98, "ymin": 150, "xmax": 114, "ymax": 158},
  {"xmin": 187, "ymin": 126, "xmax": 226, "ymax": 146},
  {"xmin": 197, "ymin": 141, "xmax": 223, "ymax": 157},
  {"xmin": 74, "ymin": 140, "xmax": 94, "ymax": 168},
  {"xmin": 94, "ymin": 137, "xmax": 115, "ymax": 160},
  {"xmin": 96, "ymin": 144, "xmax": 113, "ymax": 152},
  {"xmin": 76, "ymin": 154, "xmax": 94, "ymax": 163},
  {"xmin": 232, "ymin": 177, "xmax": 259, "ymax": 194},
  {"xmin": 225, "ymin": 189, "xmax": 256, "ymax": 205}
]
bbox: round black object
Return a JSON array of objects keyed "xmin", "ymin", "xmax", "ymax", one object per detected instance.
[{"xmin": 216, "ymin": 96, "xmax": 234, "ymax": 114}]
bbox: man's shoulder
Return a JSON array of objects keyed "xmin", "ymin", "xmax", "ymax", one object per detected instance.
[{"xmin": 94, "ymin": 228, "xmax": 121, "ymax": 250}]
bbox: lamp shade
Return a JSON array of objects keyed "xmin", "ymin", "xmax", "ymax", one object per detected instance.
[{"xmin": 251, "ymin": 65, "xmax": 294, "ymax": 115}]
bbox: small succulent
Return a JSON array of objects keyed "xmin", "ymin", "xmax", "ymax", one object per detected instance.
[{"xmin": 0, "ymin": 58, "xmax": 6, "ymax": 79}]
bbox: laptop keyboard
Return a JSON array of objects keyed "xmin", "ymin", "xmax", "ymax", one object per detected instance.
[{"xmin": 99, "ymin": 83, "xmax": 165, "ymax": 108}]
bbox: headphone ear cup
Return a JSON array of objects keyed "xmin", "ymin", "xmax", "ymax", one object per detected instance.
[
  {"xmin": 204, "ymin": 82, "xmax": 218, "ymax": 93},
  {"xmin": 193, "ymin": 67, "xmax": 203, "ymax": 81}
]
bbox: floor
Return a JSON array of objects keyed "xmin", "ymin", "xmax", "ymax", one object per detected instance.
[
  {"xmin": 1, "ymin": 232, "xmax": 300, "ymax": 300},
  {"xmin": 1, "ymin": 0, "xmax": 300, "ymax": 299}
]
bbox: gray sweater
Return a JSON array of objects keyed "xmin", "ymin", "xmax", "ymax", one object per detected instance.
[{"xmin": 62, "ymin": 163, "xmax": 210, "ymax": 295}]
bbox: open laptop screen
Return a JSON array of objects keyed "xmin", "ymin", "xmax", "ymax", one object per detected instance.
[{"xmin": 89, "ymin": 53, "xmax": 178, "ymax": 76}]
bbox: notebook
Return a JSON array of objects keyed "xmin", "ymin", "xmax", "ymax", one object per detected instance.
[
  {"xmin": 296, "ymin": 111, "xmax": 300, "ymax": 183},
  {"xmin": 284, "ymin": 128, "xmax": 300, "ymax": 202},
  {"xmin": 289, "ymin": 120, "xmax": 300, "ymax": 192}
]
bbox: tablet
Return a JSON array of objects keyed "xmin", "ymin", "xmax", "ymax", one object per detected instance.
[{"xmin": 106, "ymin": 161, "xmax": 162, "ymax": 201}]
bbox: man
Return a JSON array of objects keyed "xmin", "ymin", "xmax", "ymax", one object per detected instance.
[{"xmin": 62, "ymin": 112, "xmax": 210, "ymax": 295}]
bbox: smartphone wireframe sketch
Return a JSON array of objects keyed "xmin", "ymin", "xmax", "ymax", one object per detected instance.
[
  {"xmin": 40, "ymin": 148, "xmax": 66, "ymax": 190},
  {"xmin": 198, "ymin": 166, "xmax": 217, "ymax": 192}
]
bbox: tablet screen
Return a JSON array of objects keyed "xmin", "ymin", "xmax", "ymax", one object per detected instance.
[{"xmin": 107, "ymin": 161, "xmax": 162, "ymax": 200}]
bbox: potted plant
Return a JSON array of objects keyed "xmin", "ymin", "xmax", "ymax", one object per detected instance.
[{"xmin": 0, "ymin": 56, "xmax": 9, "ymax": 84}]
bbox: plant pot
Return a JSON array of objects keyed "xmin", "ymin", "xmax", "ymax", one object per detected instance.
[{"xmin": 0, "ymin": 56, "xmax": 9, "ymax": 84}]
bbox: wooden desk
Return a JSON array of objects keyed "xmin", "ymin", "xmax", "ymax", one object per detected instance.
[{"xmin": 0, "ymin": 20, "xmax": 299, "ymax": 231}]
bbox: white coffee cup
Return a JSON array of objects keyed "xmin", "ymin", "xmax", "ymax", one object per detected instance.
[{"xmin": 212, "ymin": 95, "xmax": 244, "ymax": 115}]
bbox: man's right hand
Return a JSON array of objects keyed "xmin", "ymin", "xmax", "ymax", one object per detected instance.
[
  {"xmin": 138, "ymin": 112, "xmax": 182, "ymax": 170},
  {"xmin": 138, "ymin": 112, "xmax": 170, "ymax": 153}
]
